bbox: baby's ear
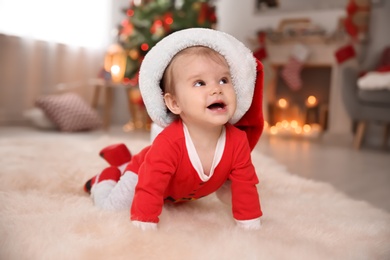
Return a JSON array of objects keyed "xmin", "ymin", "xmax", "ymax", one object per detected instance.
[{"xmin": 164, "ymin": 93, "xmax": 181, "ymax": 115}]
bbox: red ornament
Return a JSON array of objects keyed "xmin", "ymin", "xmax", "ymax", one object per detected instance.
[
  {"xmin": 150, "ymin": 20, "xmax": 163, "ymax": 34},
  {"xmin": 209, "ymin": 7, "xmax": 217, "ymax": 24},
  {"xmin": 164, "ymin": 13, "xmax": 173, "ymax": 24},
  {"xmin": 120, "ymin": 20, "xmax": 133, "ymax": 36},
  {"xmin": 198, "ymin": 3, "xmax": 216, "ymax": 25},
  {"xmin": 198, "ymin": 3, "xmax": 207, "ymax": 24},
  {"xmin": 141, "ymin": 43, "xmax": 149, "ymax": 51},
  {"xmin": 126, "ymin": 9, "xmax": 134, "ymax": 17},
  {"xmin": 163, "ymin": 13, "xmax": 173, "ymax": 31}
]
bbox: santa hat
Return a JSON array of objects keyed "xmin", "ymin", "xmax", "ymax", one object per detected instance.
[{"xmin": 139, "ymin": 28, "xmax": 257, "ymax": 128}]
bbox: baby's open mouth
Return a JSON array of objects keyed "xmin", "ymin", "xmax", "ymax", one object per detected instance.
[{"xmin": 207, "ymin": 102, "xmax": 226, "ymax": 110}]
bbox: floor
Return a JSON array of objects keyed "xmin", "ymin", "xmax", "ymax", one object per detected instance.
[
  {"xmin": 1, "ymin": 125, "xmax": 389, "ymax": 213},
  {"xmin": 256, "ymin": 133, "xmax": 390, "ymax": 213}
]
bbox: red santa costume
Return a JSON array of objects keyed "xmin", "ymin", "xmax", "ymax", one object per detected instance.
[{"xmin": 85, "ymin": 28, "xmax": 265, "ymax": 230}]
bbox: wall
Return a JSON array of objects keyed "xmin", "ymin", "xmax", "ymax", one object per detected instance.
[
  {"xmin": 0, "ymin": 1, "xmax": 116, "ymax": 126},
  {"xmin": 361, "ymin": 0, "xmax": 390, "ymax": 70},
  {"xmin": 0, "ymin": 35, "xmax": 104, "ymax": 125},
  {"xmin": 215, "ymin": 0, "xmax": 345, "ymax": 49},
  {"xmin": 106, "ymin": 0, "xmax": 132, "ymax": 125}
]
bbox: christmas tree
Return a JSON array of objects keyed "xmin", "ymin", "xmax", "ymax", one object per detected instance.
[{"xmin": 117, "ymin": 0, "xmax": 217, "ymax": 84}]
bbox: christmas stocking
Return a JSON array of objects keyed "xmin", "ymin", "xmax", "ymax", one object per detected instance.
[
  {"xmin": 334, "ymin": 44, "xmax": 356, "ymax": 64},
  {"xmin": 281, "ymin": 43, "xmax": 310, "ymax": 91},
  {"xmin": 253, "ymin": 31, "xmax": 267, "ymax": 61}
]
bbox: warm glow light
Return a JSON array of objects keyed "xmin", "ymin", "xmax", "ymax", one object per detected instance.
[
  {"xmin": 268, "ymin": 120, "xmax": 322, "ymax": 137},
  {"xmin": 129, "ymin": 49, "xmax": 139, "ymax": 60},
  {"xmin": 110, "ymin": 65, "xmax": 120, "ymax": 75},
  {"xmin": 278, "ymin": 98, "xmax": 288, "ymax": 108},
  {"xmin": 270, "ymin": 126, "xmax": 278, "ymax": 135},
  {"xmin": 104, "ymin": 44, "xmax": 126, "ymax": 83},
  {"xmin": 306, "ymin": 95, "xmax": 318, "ymax": 107},
  {"xmin": 290, "ymin": 120, "xmax": 298, "ymax": 128},
  {"xmin": 303, "ymin": 124, "xmax": 311, "ymax": 133},
  {"xmin": 295, "ymin": 126, "xmax": 302, "ymax": 134},
  {"xmin": 311, "ymin": 123, "xmax": 322, "ymax": 131},
  {"xmin": 133, "ymin": 0, "xmax": 142, "ymax": 6},
  {"xmin": 264, "ymin": 121, "xmax": 269, "ymax": 129}
]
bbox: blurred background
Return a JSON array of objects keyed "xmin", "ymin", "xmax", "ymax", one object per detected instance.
[{"xmin": 0, "ymin": 0, "xmax": 389, "ymax": 148}]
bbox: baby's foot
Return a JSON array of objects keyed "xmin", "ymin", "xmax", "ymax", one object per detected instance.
[
  {"xmin": 99, "ymin": 143, "xmax": 132, "ymax": 166},
  {"xmin": 83, "ymin": 166, "xmax": 121, "ymax": 194}
]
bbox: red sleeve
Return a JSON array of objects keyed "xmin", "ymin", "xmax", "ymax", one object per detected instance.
[
  {"xmin": 229, "ymin": 131, "xmax": 262, "ymax": 220},
  {"xmin": 130, "ymin": 135, "xmax": 180, "ymax": 223},
  {"xmin": 234, "ymin": 59, "xmax": 264, "ymax": 151}
]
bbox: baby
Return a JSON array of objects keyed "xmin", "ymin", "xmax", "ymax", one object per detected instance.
[{"xmin": 84, "ymin": 28, "xmax": 264, "ymax": 231}]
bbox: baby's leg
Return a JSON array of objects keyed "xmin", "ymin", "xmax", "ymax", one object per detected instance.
[
  {"xmin": 92, "ymin": 171, "xmax": 138, "ymax": 211},
  {"xmin": 91, "ymin": 171, "xmax": 138, "ymax": 210}
]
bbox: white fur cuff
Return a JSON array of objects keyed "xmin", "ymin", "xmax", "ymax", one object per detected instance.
[
  {"xmin": 235, "ymin": 218, "xmax": 262, "ymax": 230},
  {"xmin": 132, "ymin": 220, "xmax": 158, "ymax": 231}
]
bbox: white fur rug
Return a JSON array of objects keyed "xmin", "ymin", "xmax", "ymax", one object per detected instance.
[{"xmin": 0, "ymin": 133, "xmax": 389, "ymax": 260}]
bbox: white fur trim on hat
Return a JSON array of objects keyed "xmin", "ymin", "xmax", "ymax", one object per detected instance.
[{"xmin": 139, "ymin": 28, "xmax": 257, "ymax": 128}]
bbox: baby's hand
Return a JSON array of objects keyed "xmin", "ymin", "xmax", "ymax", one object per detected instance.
[
  {"xmin": 132, "ymin": 221, "xmax": 158, "ymax": 231},
  {"xmin": 235, "ymin": 218, "xmax": 262, "ymax": 230}
]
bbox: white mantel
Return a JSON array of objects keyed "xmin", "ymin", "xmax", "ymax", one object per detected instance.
[{"xmin": 265, "ymin": 38, "xmax": 352, "ymax": 136}]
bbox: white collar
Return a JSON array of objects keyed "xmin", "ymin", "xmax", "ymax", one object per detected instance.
[{"xmin": 183, "ymin": 123, "xmax": 226, "ymax": 182}]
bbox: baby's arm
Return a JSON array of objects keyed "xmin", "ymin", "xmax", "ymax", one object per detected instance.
[
  {"xmin": 216, "ymin": 180, "xmax": 262, "ymax": 230},
  {"xmin": 229, "ymin": 133, "xmax": 263, "ymax": 229},
  {"xmin": 130, "ymin": 135, "xmax": 178, "ymax": 229}
]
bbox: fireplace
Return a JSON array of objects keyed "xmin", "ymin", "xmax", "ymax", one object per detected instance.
[
  {"xmin": 266, "ymin": 66, "xmax": 331, "ymax": 138},
  {"xmin": 262, "ymin": 21, "xmax": 351, "ymax": 138}
]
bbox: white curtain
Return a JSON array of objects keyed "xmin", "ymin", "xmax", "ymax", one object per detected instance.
[{"xmin": 0, "ymin": 0, "xmax": 112, "ymax": 125}]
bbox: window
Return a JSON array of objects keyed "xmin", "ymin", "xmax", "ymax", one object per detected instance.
[{"xmin": 0, "ymin": 0, "xmax": 111, "ymax": 48}]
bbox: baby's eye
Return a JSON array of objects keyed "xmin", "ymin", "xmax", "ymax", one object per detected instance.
[
  {"xmin": 219, "ymin": 77, "xmax": 229, "ymax": 84},
  {"xmin": 194, "ymin": 80, "xmax": 205, "ymax": 87}
]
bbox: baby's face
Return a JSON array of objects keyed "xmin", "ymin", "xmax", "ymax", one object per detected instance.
[{"xmin": 170, "ymin": 53, "xmax": 237, "ymax": 127}]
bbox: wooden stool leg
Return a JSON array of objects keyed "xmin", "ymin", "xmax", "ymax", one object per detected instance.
[
  {"xmin": 354, "ymin": 121, "xmax": 366, "ymax": 150},
  {"xmin": 142, "ymin": 108, "xmax": 152, "ymax": 131},
  {"xmin": 123, "ymin": 88, "xmax": 138, "ymax": 131},
  {"xmin": 91, "ymin": 84, "xmax": 101, "ymax": 109},
  {"xmin": 103, "ymin": 87, "xmax": 113, "ymax": 131},
  {"xmin": 382, "ymin": 123, "xmax": 390, "ymax": 149}
]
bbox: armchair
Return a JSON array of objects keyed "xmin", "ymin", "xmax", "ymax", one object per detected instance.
[{"xmin": 341, "ymin": 66, "xmax": 390, "ymax": 149}]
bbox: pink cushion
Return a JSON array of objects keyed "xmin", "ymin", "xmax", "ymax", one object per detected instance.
[{"xmin": 35, "ymin": 93, "xmax": 102, "ymax": 132}]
